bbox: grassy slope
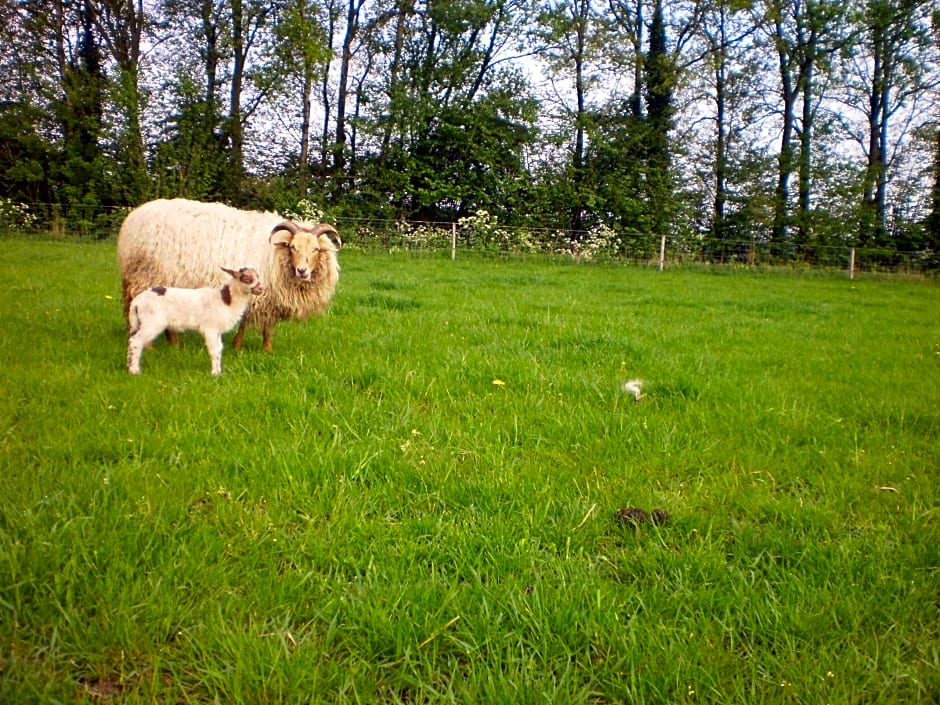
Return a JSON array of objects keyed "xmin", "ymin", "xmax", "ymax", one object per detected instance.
[{"xmin": 0, "ymin": 240, "xmax": 937, "ymax": 703}]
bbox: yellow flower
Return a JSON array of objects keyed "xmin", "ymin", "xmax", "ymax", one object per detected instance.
[{"xmin": 492, "ymin": 379, "xmax": 506, "ymax": 387}]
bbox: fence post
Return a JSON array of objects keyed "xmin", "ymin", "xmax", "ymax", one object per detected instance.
[
  {"xmin": 659, "ymin": 235, "xmax": 666, "ymax": 271},
  {"xmin": 849, "ymin": 247, "xmax": 855, "ymax": 280},
  {"xmin": 451, "ymin": 222, "xmax": 457, "ymax": 260}
]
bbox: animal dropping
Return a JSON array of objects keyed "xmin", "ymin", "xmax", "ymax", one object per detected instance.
[{"xmin": 615, "ymin": 507, "xmax": 670, "ymax": 526}]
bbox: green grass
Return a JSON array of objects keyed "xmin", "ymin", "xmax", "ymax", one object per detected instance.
[{"xmin": 1, "ymin": 239, "xmax": 938, "ymax": 703}]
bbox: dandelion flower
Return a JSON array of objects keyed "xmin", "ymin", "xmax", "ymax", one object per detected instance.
[{"xmin": 492, "ymin": 379, "xmax": 506, "ymax": 387}]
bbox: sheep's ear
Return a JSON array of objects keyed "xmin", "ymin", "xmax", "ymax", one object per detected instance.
[{"xmin": 221, "ymin": 267, "xmax": 237, "ymax": 277}]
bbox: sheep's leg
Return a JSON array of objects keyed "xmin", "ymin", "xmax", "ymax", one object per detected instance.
[
  {"xmin": 164, "ymin": 329, "xmax": 180, "ymax": 346},
  {"xmin": 262, "ymin": 324, "xmax": 275, "ymax": 353},
  {"xmin": 232, "ymin": 317, "xmax": 248, "ymax": 350},
  {"xmin": 204, "ymin": 331, "xmax": 224, "ymax": 376}
]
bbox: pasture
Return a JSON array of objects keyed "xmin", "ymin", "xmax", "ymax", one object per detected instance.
[{"xmin": 0, "ymin": 239, "xmax": 937, "ymax": 703}]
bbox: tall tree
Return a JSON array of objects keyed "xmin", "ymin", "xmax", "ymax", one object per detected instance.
[
  {"xmin": 334, "ymin": 0, "xmax": 368, "ymax": 174},
  {"xmin": 850, "ymin": 0, "xmax": 934, "ymax": 243},
  {"xmin": 792, "ymin": 0, "xmax": 846, "ymax": 247},
  {"xmin": 927, "ymin": 8, "xmax": 940, "ymax": 253},
  {"xmin": 643, "ymin": 0, "xmax": 674, "ymax": 239},
  {"xmin": 88, "ymin": 0, "xmax": 151, "ymax": 203},
  {"xmin": 537, "ymin": 0, "xmax": 598, "ymax": 232},
  {"xmin": 55, "ymin": 0, "xmax": 111, "ymax": 222},
  {"xmin": 696, "ymin": 0, "xmax": 756, "ymax": 241},
  {"xmin": 271, "ymin": 0, "xmax": 330, "ymax": 191},
  {"xmin": 358, "ymin": 0, "xmax": 537, "ymax": 220}
]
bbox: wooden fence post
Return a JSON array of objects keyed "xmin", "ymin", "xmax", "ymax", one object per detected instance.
[
  {"xmin": 451, "ymin": 222, "xmax": 457, "ymax": 260},
  {"xmin": 849, "ymin": 247, "xmax": 855, "ymax": 280},
  {"xmin": 659, "ymin": 235, "xmax": 666, "ymax": 271}
]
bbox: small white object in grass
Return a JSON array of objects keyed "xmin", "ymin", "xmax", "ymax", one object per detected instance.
[{"xmin": 623, "ymin": 379, "xmax": 644, "ymax": 401}]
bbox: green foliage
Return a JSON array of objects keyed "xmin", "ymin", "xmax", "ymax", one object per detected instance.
[
  {"xmin": 151, "ymin": 77, "xmax": 230, "ymax": 202},
  {"xmin": 0, "ymin": 103, "xmax": 50, "ymax": 206},
  {"xmin": 375, "ymin": 93, "xmax": 538, "ymax": 223},
  {"xmin": 1, "ymin": 240, "xmax": 938, "ymax": 703}
]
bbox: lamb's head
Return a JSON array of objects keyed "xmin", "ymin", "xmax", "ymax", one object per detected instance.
[
  {"xmin": 270, "ymin": 221, "xmax": 341, "ymax": 281},
  {"xmin": 221, "ymin": 267, "xmax": 266, "ymax": 296}
]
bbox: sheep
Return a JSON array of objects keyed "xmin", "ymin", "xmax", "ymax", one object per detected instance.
[
  {"xmin": 127, "ymin": 267, "xmax": 266, "ymax": 376},
  {"xmin": 118, "ymin": 199, "xmax": 341, "ymax": 352}
]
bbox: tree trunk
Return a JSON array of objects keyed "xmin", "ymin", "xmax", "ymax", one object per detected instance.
[
  {"xmin": 334, "ymin": 0, "xmax": 361, "ymax": 174},
  {"xmin": 860, "ymin": 22, "xmax": 886, "ymax": 244},
  {"xmin": 570, "ymin": 0, "xmax": 589, "ymax": 234},
  {"xmin": 711, "ymin": 4, "xmax": 728, "ymax": 238},
  {"xmin": 380, "ymin": 0, "xmax": 411, "ymax": 159},
  {"xmin": 796, "ymin": 46, "xmax": 814, "ymax": 248},
  {"xmin": 772, "ymin": 15, "xmax": 796, "ymax": 249},
  {"xmin": 228, "ymin": 0, "xmax": 245, "ymax": 203}
]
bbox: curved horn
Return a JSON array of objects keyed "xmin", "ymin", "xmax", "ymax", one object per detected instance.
[
  {"xmin": 270, "ymin": 221, "xmax": 300, "ymax": 243},
  {"xmin": 316, "ymin": 223, "xmax": 342, "ymax": 249}
]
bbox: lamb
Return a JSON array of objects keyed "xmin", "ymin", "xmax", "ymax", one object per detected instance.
[
  {"xmin": 118, "ymin": 199, "xmax": 341, "ymax": 352},
  {"xmin": 127, "ymin": 267, "xmax": 266, "ymax": 376}
]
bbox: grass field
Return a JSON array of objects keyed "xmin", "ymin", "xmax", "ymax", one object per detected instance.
[{"xmin": 0, "ymin": 238, "xmax": 937, "ymax": 704}]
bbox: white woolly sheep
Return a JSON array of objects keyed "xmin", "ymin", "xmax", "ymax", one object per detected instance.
[
  {"xmin": 127, "ymin": 267, "xmax": 266, "ymax": 376},
  {"xmin": 118, "ymin": 199, "xmax": 341, "ymax": 352}
]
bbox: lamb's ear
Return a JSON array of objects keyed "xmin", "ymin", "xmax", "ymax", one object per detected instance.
[
  {"xmin": 221, "ymin": 266, "xmax": 237, "ymax": 277},
  {"xmin": 270, "ymin": 221, "xmax": 298, "ymax": 246}
]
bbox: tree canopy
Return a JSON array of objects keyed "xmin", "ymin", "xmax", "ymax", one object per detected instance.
[{"xmin": 1, "ymin": 0, "xmax": 938, "ymax": 257}]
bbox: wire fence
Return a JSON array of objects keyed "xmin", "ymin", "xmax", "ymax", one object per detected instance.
[{"xmin": 2, "ymin": 202, "xmax": 936, "ymax": 277}]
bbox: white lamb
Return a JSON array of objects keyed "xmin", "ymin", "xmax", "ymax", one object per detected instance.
[{"xmin": 127, "ymin": 267, "xmax": 266, "ymax": 376}]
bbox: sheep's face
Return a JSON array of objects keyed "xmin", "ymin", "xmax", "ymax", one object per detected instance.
[{"xmin": 270, "ymin": 223, "xmax": 341, "ymax": 282}]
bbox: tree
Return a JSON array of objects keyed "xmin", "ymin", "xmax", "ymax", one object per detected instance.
[
  {"xmin": 536, "ymin": 0, "xmax": 599, "ymax": 232},
  {"xmin": 695, "ymin": 0, "xmax": 756, "ymax": 242},
  {"xmin": 354, "ymin": 0, "xmax": 538, "ymax": 220},
  {"xmin": 87, "ymin": 0, "xmax": 151, "ymax": 203},
  {"xmin": 927, "ymin": 8, "xmax": 940, "ymax": 254},
  {"xmin": 643, "ymin": 0, "xmax": 674, "ymax": 239},
  {"xmin": 270, "ymin": 0, "xmax": 331, "ymax": 191},
  {"xmin": 849, "ymin": 0, "xmax": 934, "ymax": 244}
]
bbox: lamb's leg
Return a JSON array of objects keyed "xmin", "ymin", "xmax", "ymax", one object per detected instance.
[
  {"xmin": 262, "ymin": 324, "xmax": 274, "ymax": 353},
  {"xmin": 128, "ymin": 324, "xmax": 161, "ymax": 375},
  {"xmin": 127, "ymin": 334, "xmax": 144, "ymax": 374},
  {"xmin": 164, "ymin": 329, "xmax": 180, "ymax": 346},
  {"xmin": 232, "ymin": 317, "xmax": 248, "ymax": 350},
  {"xmin": 204, "ymin": 331, "xmax": 224, "ymax": 376}
]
